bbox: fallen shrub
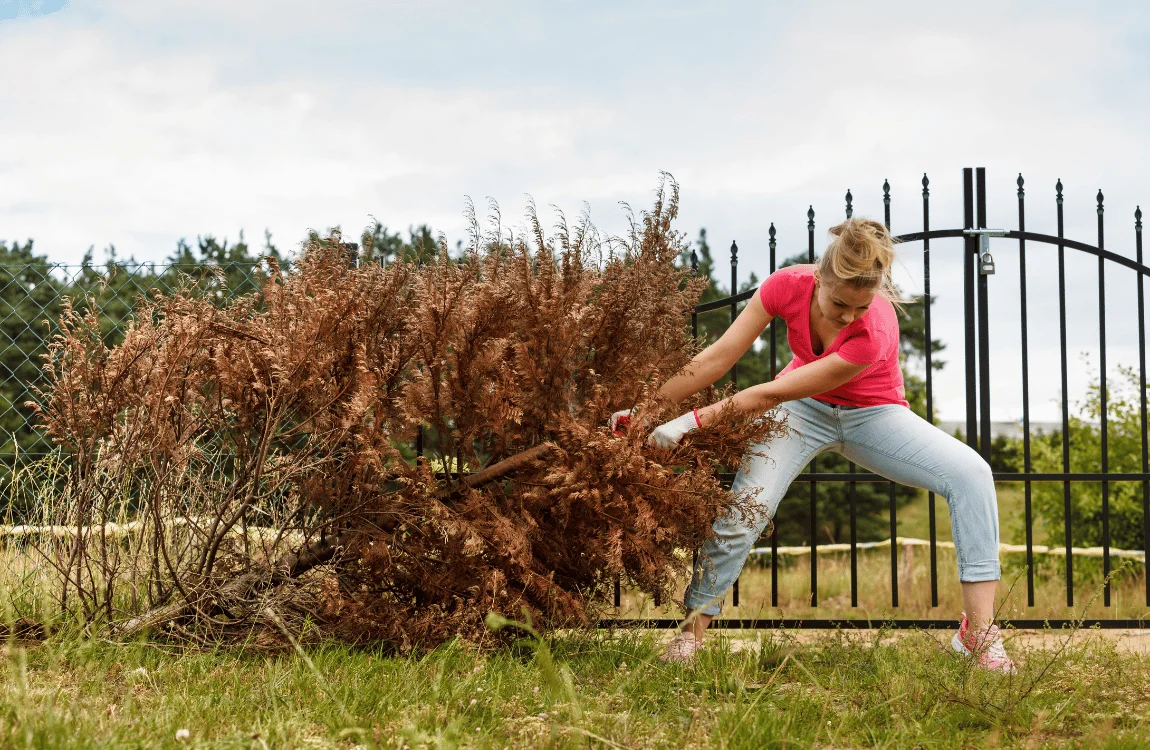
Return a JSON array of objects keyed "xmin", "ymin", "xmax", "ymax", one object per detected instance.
[{"xmin": 31, "ymin": 177, "xmax": 783, "ymax": 649}]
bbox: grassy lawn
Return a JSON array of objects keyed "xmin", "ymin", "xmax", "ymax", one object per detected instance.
[
  {"xmin": 2, "ymin": 484, "xmax": 1146, "ymax": 748},
  {"xmin": 3, "ymin": 626, "xmax": 1150, "ymax": 749}
]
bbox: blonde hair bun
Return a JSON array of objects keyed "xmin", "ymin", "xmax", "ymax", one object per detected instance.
[{"xmin": 820, "ymin": 217, "xmax": 901, "ymax": 305}]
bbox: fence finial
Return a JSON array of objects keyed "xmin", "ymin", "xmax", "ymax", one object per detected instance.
[
  {"xmin": 690, "ymin": 248, "xmax": 698, "ymax": 276},
  {"xmin": 1137, "ymin": 206, "xmax": 1143, "ymax": 231},
  {"xmin": 845, "ymin": 189, "xmax": 853, "ymax": 218},
  {"xmin": 807, "ymin": 205, "xmax": 815, "ymax": 230},
  {"xmin": 1017, "ymin": 173, "xmax": 1025, "ymax": 198},
  {"xmin": 1097, "ymin": 189, "xmax": 1105, "ymax": 215},
  {"xmin": 730, "ymin": 240, "xmax": 738, "ymax": 266},
  {"xmin": 921, "ymin": 173, "xmax": 929, "ymax": 198},
  {"xmin": 1056, "ymin": 179, "xmax": 1064, "ymax": 205},
  {"xmin": 883, "ymin": 179, "xmax": 891, "ymax": 230}
]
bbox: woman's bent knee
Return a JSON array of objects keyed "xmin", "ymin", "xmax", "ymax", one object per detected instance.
[{"xmin": 946, "ymin": 453, "xmax": 995, "ymax": 498}]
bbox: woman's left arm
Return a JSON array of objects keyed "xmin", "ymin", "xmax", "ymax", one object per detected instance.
[{"xmin": 694, "ymin": 354, "xmax": 868, "ymax": 428}]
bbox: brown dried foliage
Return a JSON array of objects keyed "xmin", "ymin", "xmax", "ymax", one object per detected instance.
[{"xmin": 34, "ymin": 178, "xmax": 785, "ymax": 649}]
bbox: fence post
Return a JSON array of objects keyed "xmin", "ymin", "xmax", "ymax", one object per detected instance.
[
  {"xmin": 1018, "ymin": 174, "xmax": 1036, "ymax": 607},
  {"xmin": 976, "ymin": 168, "xmax": 992, "ymax": 462},
  {"xmin": 691, "ymin": 249, "xmax": 700, "ymax": 575},
  {"xmin": 769, "ymin": 224, "xmax": 779, "ymax": 608},
  {"xmin": 924, "ymin": 172, "xmax": 939, "ymax": 608},
  {"xmin": 730, "ymin": 239, "xmax": 740, "ymax": 608},
  {"xmin": 1056, "ymin": 178, "xmax": 1074, "ymax": 607},
  {"xmin": 883, "ymin": 179, "xmax": 891, "ymax": 229},
  {"xmin": 807, "ymin": 206, "xmax": 819, "ymax": 607},
  {"xmin": 962, "ymin": 169, "xmax": 978, "ymax": 453},
  {"xmin": 341, "ymin": 242, "xmax": 359, "ymax": 269},
  {"xmin": 847, "ymin": 191, "xmax": 859, "ymax": 607},
  {"xmin": 884, "ymin": 182, "xmax": 898, "ymax": 608},
  {"xmin": 1138, "ymin": 205, "xmax": 1150, "ymax": 607},
  {"xmin": 1098, "ymin": 189, "xmax": 1111, "ymax": 606}
]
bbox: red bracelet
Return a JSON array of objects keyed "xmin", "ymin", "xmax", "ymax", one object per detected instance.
[{"xmin": 693, "ymin": 408, "xmax": 701, "ymax": 428}]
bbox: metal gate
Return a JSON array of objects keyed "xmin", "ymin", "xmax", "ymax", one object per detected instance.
[{"xmin": 603, "ymin": 167, "xmax": 1149, "ymax": 630}]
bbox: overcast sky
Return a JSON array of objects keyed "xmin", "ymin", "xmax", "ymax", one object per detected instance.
[{"xmin": 3, "ymin": 0, "xmax": 1150, "ymax": 423}]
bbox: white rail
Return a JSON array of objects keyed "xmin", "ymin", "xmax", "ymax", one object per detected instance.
[{"xmin": 750, "ymin": 537, "xmax": 1146, "ymax": 563}]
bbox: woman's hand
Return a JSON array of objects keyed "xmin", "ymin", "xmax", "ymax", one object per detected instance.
[
  {"xmin": 647, "ymin": 410, "xmax": 701, "ymax": 449},
  {"xmin": 609, "ymin": 408, "xmax": 634, "ymax": 435}
]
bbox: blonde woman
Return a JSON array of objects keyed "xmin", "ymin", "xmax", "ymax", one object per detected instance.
[{"xmin": 611, "ymin": 218, "xmax": 1014, "ymax": 673}]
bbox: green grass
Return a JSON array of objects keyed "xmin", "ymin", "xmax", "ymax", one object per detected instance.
[
  {"xmin": 3, "ymin": 480, "xmax": 1146, "ymax": 748},
  {"xmin": 3, "ymin": 626, "xmax": 1149, "ymax": 749}
]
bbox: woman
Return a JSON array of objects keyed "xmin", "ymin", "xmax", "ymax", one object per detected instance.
[{"xmin": 611, "ymin": 218, "xmax": 1014, "ymax": 673}]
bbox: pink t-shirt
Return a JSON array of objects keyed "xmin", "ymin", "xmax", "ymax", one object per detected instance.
[{"xmin": 758, "ymin": 264, "xmax": 908, "ymax": 408}]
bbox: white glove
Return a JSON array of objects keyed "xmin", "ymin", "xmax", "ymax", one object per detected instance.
[
  {"xmin": 609, "ymin": 408, "xmax": 634, "ymax": 434},
  {"xmin": 647, "ymin": 410, "xmax": 701, "ymax": 449}
]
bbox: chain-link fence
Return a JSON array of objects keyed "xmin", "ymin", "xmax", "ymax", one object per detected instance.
[{"xmin": 1, "ymin": 261, "xmax": 273, "ymax": 472}]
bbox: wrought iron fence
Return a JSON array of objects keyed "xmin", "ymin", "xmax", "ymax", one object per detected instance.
[{"xmin": 602, "ymin": 167, "xmax": 1149, "ymax": 630}]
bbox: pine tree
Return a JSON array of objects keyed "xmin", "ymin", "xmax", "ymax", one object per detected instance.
[{"xmin": 0, "ymin": 240, "xmax": 63, "ymax": 462}]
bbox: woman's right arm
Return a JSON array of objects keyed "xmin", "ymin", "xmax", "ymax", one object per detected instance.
[{"xmin": 655, "ymin": 289, "xmax": 773, "ymax": 406}]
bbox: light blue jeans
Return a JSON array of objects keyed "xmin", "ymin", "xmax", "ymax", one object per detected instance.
[{"xmin": 684, "ymin": 397, "xmax": 1001, "ymax": 616}]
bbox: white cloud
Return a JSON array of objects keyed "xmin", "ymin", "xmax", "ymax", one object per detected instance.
[
  {"xmin": 0, "ymin": 20, "xmax": 616, "ymax": 261},
  {"xmin": 2, "ymin": 0, "xmax": 1149, "ymax": 421}
]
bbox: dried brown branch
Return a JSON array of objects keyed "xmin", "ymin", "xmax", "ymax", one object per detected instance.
[{"xmin": 459, "ymin": 443, "xmax": 558, "ymax": 490}]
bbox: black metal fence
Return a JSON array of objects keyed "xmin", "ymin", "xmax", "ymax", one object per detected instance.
[{"xmin": 604, "ymin": 167, "xmax": 1148, "ymax": 630}]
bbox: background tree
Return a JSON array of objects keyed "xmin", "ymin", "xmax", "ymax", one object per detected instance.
[
  {"xmin": 359, "ymin": 221, "xmax": 443, "ymax": 266},
  {"xmin": 162, "ymin": 229, "xmax": 286, "ymax": 300},
  {"xmin": 0, "ymin": 240, "xmax": 63, "ymax": 463},
  {"xmin": 1030, "ymin": 365, "xmax": 1148, "ymax": 551},
  {"xmin": 0, "ymin": 229, "xmax": 293, "ymax": 474}
]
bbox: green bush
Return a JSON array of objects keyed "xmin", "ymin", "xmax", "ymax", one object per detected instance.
[{"xmin": 1031, "ymin": 364, "xmax": 1149, "ymax": 551}]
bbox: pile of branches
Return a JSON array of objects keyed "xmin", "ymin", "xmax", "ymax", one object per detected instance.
[{"xmin": 32, "ymin": 178, "xmax": 784, "ymax": 649}]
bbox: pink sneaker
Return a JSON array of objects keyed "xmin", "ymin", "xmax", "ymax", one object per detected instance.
[
  {"xmin": 951, "ymin": 613, "xmax": 1017, "ymax": 675},
  {"xmin": 659, "ymin": 631, "xmax": 701, "ymax": 663}
]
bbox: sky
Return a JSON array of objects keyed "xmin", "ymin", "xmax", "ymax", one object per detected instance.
[{"xmin": 3, "ymin": 0, "xmax": 1150, "ymax": 423}]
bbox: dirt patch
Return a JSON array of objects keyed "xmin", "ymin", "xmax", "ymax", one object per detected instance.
[
  {"xmin": 671, "ymin": 627, "xmax": 1150, "ymax": 655},
  {"xmin": 997, "ymin": 628, "xmax": 1150, "ymax": 654}
]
